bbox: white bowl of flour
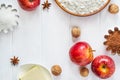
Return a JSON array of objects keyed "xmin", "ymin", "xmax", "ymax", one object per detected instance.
[{"xmin": 55, "ymin": 0, "xmax": 110, "ymax": 16}]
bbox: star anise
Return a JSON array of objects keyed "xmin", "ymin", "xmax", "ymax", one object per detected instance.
[
  {"xmin": 42, "ymin": 0, "xmax": 51, "ymax": 10},
  {"xmin": 10, "ymin": 56, "xmax": 19, "ymax": 66}
]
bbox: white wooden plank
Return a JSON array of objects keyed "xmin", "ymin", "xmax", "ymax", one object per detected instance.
[
  {"xmin": 100, "ymin": 1, "xmax": 120, "ymax": 80},
  {"xmin": 12, "ymin": 2, "xmax": 43, "ymax": 64},
  {"xmin": 11, "ymin": 0, "xmax": 43, "ymax": 80},
  {"xmin": 0, "ymin": 0, "xmax": 17, "ymax": 80},
  {"xmin": 68, "ymin": 12, "xmax": 101, "ymax": 80},
  {"xmin": 41, "ymin": 1, "xmax": 71, "ymax": 80}
]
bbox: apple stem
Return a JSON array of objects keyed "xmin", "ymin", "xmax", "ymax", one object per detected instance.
[
  {"xmin": 29, "ymin": 0, "xmax": 33, "ymax": 2},
  {"xmin": 89, "ymin": 50, "xmax": 96, "ymax": 53},
  {"xmin": 92, "ymin": 50, "xmax": 96, "ymax": 52}
]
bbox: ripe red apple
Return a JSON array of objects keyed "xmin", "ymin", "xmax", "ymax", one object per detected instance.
[
  {"xmin": 18, "ymin": 0, "xmax": 40, "ymax": 11},
  {"xmin": 91, "ymin": 55, "xmax": 115, "ymax": 79},
  {"xmin": 69, "ymin": 42, "xmax": 94, "ymax": 66}
]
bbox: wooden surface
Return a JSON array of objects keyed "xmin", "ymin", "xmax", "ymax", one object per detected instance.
[{"xmin": 0, "ymin": 0, "xmax": 120, "ymax": 80}]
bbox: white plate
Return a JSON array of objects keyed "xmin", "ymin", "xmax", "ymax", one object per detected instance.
[{"xmin": 18, "ymin": 64, "xmax": 53, "ymax": 80}]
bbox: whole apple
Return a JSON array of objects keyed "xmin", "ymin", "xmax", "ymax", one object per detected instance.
[
  {"xmin": 69, "ymin": 42, "xmax": 94, "ymax": 66},
  {"xmin": 91, "ymin": 55, "xmax": 115, "ymax": 79},
  {"xmin": 18, "ymin": 0, "xmax": 40, "ymax": 11}
]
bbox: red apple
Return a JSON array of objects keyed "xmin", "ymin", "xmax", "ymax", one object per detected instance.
[
  {"xmin": 18, "ymin": 0, "xmax": 40, "ymax": 11},
  {"xmin": 69, "ymin": 42, "xmax": 94, "ymax": 66},
  {"xmin": 91, "ymin": 55, "xmax": 115, "ymax": 79}
]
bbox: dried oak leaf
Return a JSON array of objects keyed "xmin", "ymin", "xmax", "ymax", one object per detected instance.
[
  {"xmin": 104, "ymin": 27, "xmax": 120, "ymax": 55},
  {"xmin": 42, "ymin": 0, "xmax": 51, "ymax": 10},
  {"xmin": 10, "ymin": 56, "xmax": 19, "ymax": 66}
]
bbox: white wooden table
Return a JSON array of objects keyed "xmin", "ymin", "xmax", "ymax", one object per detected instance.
[{"xmin": 0, "ymin": 0, "xmax": 120, "ymax": 80}]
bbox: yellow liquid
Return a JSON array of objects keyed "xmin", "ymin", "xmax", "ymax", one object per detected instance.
[{"xmin": 19, "ymin": 65, "xmax": 52, "ymax": 80}]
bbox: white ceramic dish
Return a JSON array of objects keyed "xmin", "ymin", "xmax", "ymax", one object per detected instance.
[{"xmin": 18, "ymin": 64, "xmax": 53, "ymax": 80}]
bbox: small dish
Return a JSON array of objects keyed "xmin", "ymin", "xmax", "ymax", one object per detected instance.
[
  {"xmin": 55, "ymin": 0, "xmax": 110, "ymax": 17},
  {"xmin": 18, "ymin": 64, "xmax": 52, "ymax": 80}
]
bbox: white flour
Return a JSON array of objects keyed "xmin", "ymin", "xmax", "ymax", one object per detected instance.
[{"xmin": 60, "ymin": 0, "xmax": 108, "ymax": 14}]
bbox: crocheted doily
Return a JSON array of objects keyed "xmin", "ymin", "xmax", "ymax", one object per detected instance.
[{"xmin": 0, "ymin": 4, "xmax": 19, "ymax": 33}]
